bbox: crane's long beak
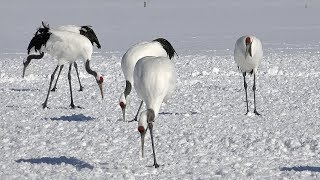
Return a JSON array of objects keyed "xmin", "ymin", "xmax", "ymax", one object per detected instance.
[
  {"xmin": 98, "ymin": 82, "xmax": 104, "ymax": 99},
  {"xmin": 140, "ymin": 132, "xmax": 145, "ymax": 158},
  {"xmin": 22, "ymin": 63, "xmax": 28, "ymax": 78},
  {"xmin": 245, "ymin": 42, "xmax": 252, "ymax": 58},
  {"xmin": 122, "ymin": 107, "xmax": 126, "ymax": 121}
]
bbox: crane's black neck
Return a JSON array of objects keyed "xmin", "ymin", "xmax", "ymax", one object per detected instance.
[
  {"xmin": 24, "ymin": 52, "xmax": 45, "ymax": 67},
  {"xmin": 85, "ymin": 60, "xmax": 97, "ymax": 78},
  {"xmin": 124, "ymin": 80, "xmax": 132, "ymax": 97},
  {"xmin": 147, "ymin": 109, "xmax": 155, "ymax": 123}
]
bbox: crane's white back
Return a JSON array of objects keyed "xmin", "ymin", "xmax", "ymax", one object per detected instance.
[
  {"xmin": 134, "ymin": 56, "xmax": 176, "ymax": 116},
  {"xmin": 121, "ymin": 41, "xmax": 168, "ymax": 83},
  {"xmin": 45, "ymin": 30, "xmax": 93, "ymax": 65}
]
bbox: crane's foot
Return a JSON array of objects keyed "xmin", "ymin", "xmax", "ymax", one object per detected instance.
[
  {"xmin": 154, "ymin": 163, "xmax": 159, "ymax": 168},
  {"xmin": 254, "ymin": 110, "xmax": 261, "ymax": 116},
  {"xmin": 244, "ymin": 110, "xmax": 249, "ymax": 115},
  {"xmin": 70, "ymin": 104, "xmax": 83, "ymax": 109},
  {"xmin": 42, "ymin": 103, "xmax": 48, "ymax": 109},
  {"xmin": 128, "ymin": 114, "xmax": 139, "ymax": 122},
  {"xmin": 51, "ymin": 87, "xmax": 57, "ymax": 92},
  {"xmin": 78, "ymin": 86, "xmax": 84, "ymax": 91},
  {"xmin": 128, "ymin": 118, "xmax": 138, "ymax": 122}
]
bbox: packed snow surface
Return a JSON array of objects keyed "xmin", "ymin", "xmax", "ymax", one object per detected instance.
[{"xmin": 1, "ymin": 0, "xmax": 320, "ymax": 179}]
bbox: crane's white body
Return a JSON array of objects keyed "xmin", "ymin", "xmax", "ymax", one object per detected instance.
[
  {"xmin": 233, "ymin": 35, "xmax": 263, "ymax": 115},
  {"xmin": 25, "ymin": 23, "xmax": 103, "ymax": 109},
  {"xmin": 234, "ymin": 35, "xmax": 263, "ymax": 74},
  {"xmin": 28, "ymin": 25, "xmax": 98, "ymax": 55},
  {"xmin": 121, "ymin": 41, "xmax": 168, "ymax": 84},
  {"xmin": 28, "ymin": 25, "xmax": 82, "ymax": 55},
  {"xmin": 134, "ymin": 56, "xmax": 176, "ymax": 117},
  {"xmin": 134, "ymin": 56, "xmax": 176, "ymax": 168},
  {"xmin": 119, "ymin": 40, "xmax": 171, "ymax": 121},
  {"xmin": 43, "ymin": 30, "xmax": 93, "ymax": 65}
]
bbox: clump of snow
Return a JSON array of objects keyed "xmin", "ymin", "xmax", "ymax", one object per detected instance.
[
  {"xmin": 212, "ymin": 68, "xmax": 220, "ymax": 74},
  {"xmin": 267, "ymin": 66, "xmax": 284, "ymax": 76}
]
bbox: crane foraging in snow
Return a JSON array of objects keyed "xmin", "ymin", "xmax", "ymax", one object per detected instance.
[
  {"xmin": 119, "ymin": 38, "xmax": 177, "ymax": 121},
  {"xmin": 26, "ymin": 22, "xmax": 104, "ymax": 108},
  {"xmin": 134, "ymin": 56, "xmax": 177, "ymax": 168},
  {"xmin": 23, "ymin": 23, "xmax": 101, "ymax": 92}
]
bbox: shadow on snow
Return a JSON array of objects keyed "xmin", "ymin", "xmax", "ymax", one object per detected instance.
[
  {"xmin": 280, "ymin": 166, "xmax": 320, "ymax": 172},
  {"xmin": 16, "ymin": 156, "xmax": 94, "ymax": 171},
  {"xmin": 10, "ymin": 88, "xmax": 40, "ymax": 92},
  {"xmin": 46, "ymin": 114, "xmax": 95, "ymax": 122},
  {"xmin": 159, "ymin": 111, "xmax": 198, "ymax": 115}
]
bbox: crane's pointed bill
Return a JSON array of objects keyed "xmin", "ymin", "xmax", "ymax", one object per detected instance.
[
  {"xmin": 140, "ymin": 133, "xmax": 145, "ymax": 158},
  {"xmin": 98, "ymin": 83, "xmax": 104, "ymax": 99},
  {"xmin": 245, "ymin": 43, "xmax": 252, "ymax": 58},
  {"xmin": 22, "ymin": 65, "xmax": 27, "ymax": 78},
  {"xmin": 121, "ymin": 107, "xmax": 126, "ymax": 121}
]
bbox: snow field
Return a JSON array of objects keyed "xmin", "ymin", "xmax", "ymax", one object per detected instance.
[{"xmin": 1, "ymin": 46, "xmax": 320, "ymax": 178}]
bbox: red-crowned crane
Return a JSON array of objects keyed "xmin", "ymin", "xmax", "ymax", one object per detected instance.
[
  {"xmin": 234, "ymin": 35, "xmax": 263, "ymax": 115},
  {"xmin": 119, "ymin": 38, "xmax": 177, "ymax": 121},
  {"xmin": 134, "ymin": 56, "xmax": 177, "ymax": 168},
  {"xmin": 26, "ymin": 22, "xmax": 104, "ymax": 108},
  {"xmin": 23, "ymin": 24, "xmax": 101, "ymax": 92}
]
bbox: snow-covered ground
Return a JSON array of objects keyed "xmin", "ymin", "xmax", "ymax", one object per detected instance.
[{"xmin": 1, "ymin": 0, "xmax": 320, "ymax": 179}]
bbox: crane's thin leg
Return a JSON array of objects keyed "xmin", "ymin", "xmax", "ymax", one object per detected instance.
[
  {"xmin": 42, "ymin": 65, "xmax": 59, "ymax": 108},
  {"xmin": 243, "ymin": 72, "xmax": 249, "ymax": 115},
  {"xmin": 149, "ymin": 122, "xmax": 159, "ymax": 168},
  {"xmin": 74, "ymin": 62, "xmax": 84, "ymax": 91},
  {"xmin": 129, "ymin": 100, "xmax": 144, "ymax": 122},
  {"xmin": 51, "ymin": 65, "xmax": 64, "ymax": 92},
  {"xmin": 253, "ymin": 73, "xmax": 261, "ymax": 115},
  {"xmin": 68, "ymin": 64, "xmax": 76, "ymax": 109}
]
